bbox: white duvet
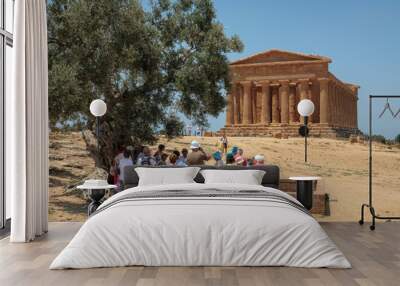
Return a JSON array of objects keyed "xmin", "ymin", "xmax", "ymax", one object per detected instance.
[{"xmin": 50, "ymin": 183, "xmax": 350, "ymax": 269}]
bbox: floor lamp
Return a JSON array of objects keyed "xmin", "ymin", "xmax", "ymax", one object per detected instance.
[
  {"xmin": 89, "ymin": 99, "xmax": 107, "ymax": 160},
  {"xmin": 297, "ymin": 99, "xmax": 315, "ymax": 162}
]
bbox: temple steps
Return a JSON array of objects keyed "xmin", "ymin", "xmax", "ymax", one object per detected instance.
[{"xmin": 217, "ymin": 124, "xmax": 359, "ymax": 138}]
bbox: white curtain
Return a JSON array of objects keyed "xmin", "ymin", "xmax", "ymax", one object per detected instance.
[{"xmin": 7, "ymin": 0, "xmax": 49, "ymax": 242}]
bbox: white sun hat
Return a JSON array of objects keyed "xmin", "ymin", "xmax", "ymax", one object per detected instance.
[
  {"xmin": 190, "ymin": 140, "xmax": 200, "ymax": 149},
  {"xmin": 254, "ymin": 154, "xmax": 264, "ymax": 161}
]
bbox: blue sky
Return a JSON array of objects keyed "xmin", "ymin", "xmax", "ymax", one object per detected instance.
[{"xmin": 206, "ymin": 0, "xmax": 400, "ymax": 139}]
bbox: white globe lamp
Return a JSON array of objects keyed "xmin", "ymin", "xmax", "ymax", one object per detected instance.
[
  {"xmin": 90, "ymin": 99, "xmax": 107, "ymax": 117},
  {"xmin": 297, "ymin": 99, "xmax": 315, "ymax": 117},
  {"xmin": 90, "ymin": 99, "xmax": 107, "ymax": 159},
  {"xmin": 297, "ymin": 99, "xmax": 315, "ymax": 163}
]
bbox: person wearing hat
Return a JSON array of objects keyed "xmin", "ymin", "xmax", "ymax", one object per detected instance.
[
  {"xmin": 177, "ymin": 148, "xmax": 188, "ymax": 166},
  {"xmin": 212, "ymin": 151, "xmax": 224, "ymax": 167},
  {"xmin": 137, "ymin": 146, "xmax": 156, "ymax": 166},
  {"xmin": 225, "ymin": 152, "xmax": 235, "ymax": 165},
  {"xmin": 187, "ymin": 140, "xmax": 210, "ymax": 166},
  {"xmin": 234, "ymin": 148, "xmax": 247, "ymax": 166},
  {"xmin": 230, "ymin": 146, "xmax": 239, "ymax": 156},
  {"xmin": 253, "ymin": 154, "xmax": 265, "ymax": 166},
  {"xmin": 154, "ymin": 144, "xmax": 166, "ymax": 165}
]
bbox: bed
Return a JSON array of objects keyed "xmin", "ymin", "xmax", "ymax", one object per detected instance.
[{"xmin": 50, "ymin": 166, "xmax": 350, "ymax": 269}]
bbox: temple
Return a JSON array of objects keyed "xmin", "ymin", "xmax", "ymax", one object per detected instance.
[{"xmin": 219, "ymin": 49, "xmax": 359, "ymax": 137}]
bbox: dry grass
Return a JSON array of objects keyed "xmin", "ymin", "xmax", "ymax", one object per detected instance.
[
  {"xmin": 49, "ymin": 132, "xmax": 95, "ymax": 221},
  {"xmin": 49, "ymin": 132, "xmax": 400, "ymax": 222},
  {"xmin": 155, "ymin": 136, "xmax": 400, "ymax": 222}
]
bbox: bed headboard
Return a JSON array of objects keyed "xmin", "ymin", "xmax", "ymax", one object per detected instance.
[{"xmin": 122, "ymin": 165, "xmax": 280, "ymax": 190}]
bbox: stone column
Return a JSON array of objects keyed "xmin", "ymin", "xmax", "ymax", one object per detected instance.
[
  {"xmin": 347, "ymin": 93, "xmax": 351, "ymax": 127},
  {"xmin": 346, "ymin": 91, "xmax": 349, "ymax": 127},
  {"xmin": 271, "ymin": 85, "xmax": 280, "ymax": 123},
  {"xmin": 240, "ymin": 86, "xmax": 244, "ymax": 123},
  {"xmin": 289, "ymin": 85, "xmax": 297, "ymax": 123},
  {"xmin": 329, "ymin": 82, "xmax": 334, "ymax": 124},
  {"xmin": 334, "ymin": 83, "xmax": 338, "ymax": 126},
  {"xmin": 350, "ymin": 93, "xmax": 354, "ymax": 128},
  {"xmin": 336, "ymin": 85, "xmax": 340, "ymax": 126},
  {"xmin": 355, "ymin": 95, "xmax": 358, "ymax": 128},
  {"xmin": 349, "ymin": 96, "xmax": 353, "ymax": 127},
  {"xmin": 260, "ymin": 81, "xmax": 271, "ymax": 124},
  {"xmin": 340, "ymin": 88, "xmax": 344, "ymax": 127},
  {"xmin": 252, "ymin": 86, "xmax": 257, "ymax": 123},
  {"xmin": 345, "ymin": 91, "xmax": 349, "ymax": 127},
  {"xmin": 350, "ymin": 94, "xmax": 354, "ymax": 128},
  {"xmin": 348, "ymin": 96, "xmax": 351, "ymax": 128},
  {"xmin": 339, "ymin": 86, "xmax": 343, "ymax": 127},
  {"xmin": 299, "ymin": 79, "xmax": 309, "ymax": 100},
  {"xmin": 233, "ymin": 86, "xmax": 240, "ymax": 124},
  {"xmin": 298, "ymin": 79, "xmax": 309, "ymax": 123},
  {"xmin": 225, "ymin": 91, "xmax": 234, "ymax": 126},
  {"xmin": 342, "ymin": 88, "xmax": 346, "ymax": 127},
  {"xmin": 353, "ymin": 93, "xmax": 358, "ymax": 128},
  {"xmin": 319, "ymin": 78, "xmax": 329, "ymax": 125},
  {"xmin": 349, "ymin": 93, "xmax": 352, "ymax": 128},
  {"xmin": 351, "ymin": 87, "xmax": 358, "ymax": 128},
  {"xmin": 242, "ymin": 81, "xmax": 252, "ymax": 125},
  {"xmin": 345, "ymin": 90, "xmax": 349, "ymax": 127},
  {"xmin": 341, "ymin": 89, "xmax": 349, "ymax": 127},
  {"xmin": 336, "ymin": 85, "xmax": 340, "ymax": 127},
  {"xmin": 279, "ymin": 80, "xmax": 290, "ymax": 124},
  {"xmin": 308, "ymin": 82, "xmax": 314, "ymax": 123}
]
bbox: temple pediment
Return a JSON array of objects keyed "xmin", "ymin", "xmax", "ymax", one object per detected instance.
[{"xmin": 230, "ymin": 49, "xmax": 331, "ymax": 66}]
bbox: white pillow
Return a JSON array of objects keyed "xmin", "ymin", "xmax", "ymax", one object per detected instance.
[
  {"xmin": 200, "ymin": 169, "xmax": 266, "ymax": 185},
  {"xmin": 135, "ymin": 167, "xmax": 200, "ymax": 186}
]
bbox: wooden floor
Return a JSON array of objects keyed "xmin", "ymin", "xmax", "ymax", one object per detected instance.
[{"xmin": 0, "ymin": 222, "xmax": 399, "ymax": 286}]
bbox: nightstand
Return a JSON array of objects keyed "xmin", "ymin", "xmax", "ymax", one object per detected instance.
[
  {"xmin": 77, "ymin": 180, "xmax": 117, "ymax": 216},
  {"xmin": 288, "ymin": 176, "xmax": 321, "ymax": 210}
]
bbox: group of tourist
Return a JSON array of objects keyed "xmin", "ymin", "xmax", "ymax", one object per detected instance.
[
  {"xmin": 109, "ymin": 144, "xmax": 189, "ymax": 185},
  {"xmin": 108, "ymin": 135, "xmax": 265, "ymax": 186},
  {"xmin": 213, "ymin": 145, "xmax": 265, "ymax": 167}
]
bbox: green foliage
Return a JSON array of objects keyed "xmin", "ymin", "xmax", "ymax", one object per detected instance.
[
  {"xmin": 47, "ymin": 0, "xmax": 243, "ymax": 166},
  {"xmin": 395, "ymin": 134, "xmax": 400, "ymax": 144},
  {"xmin": 161, "ymin": 115, "xmax": 185, "ymax": 139}
]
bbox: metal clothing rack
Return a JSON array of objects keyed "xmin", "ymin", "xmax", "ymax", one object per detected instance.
[{"xmin": 359, "ymin": 95, "xmax": 400, "ymax": 230}]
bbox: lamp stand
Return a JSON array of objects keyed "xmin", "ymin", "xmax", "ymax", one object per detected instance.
[
  {"xmin": 304, "ymin": 116, "xmax": 308, "ymax": 163},
  {"xmin": 96, "ymin": 116, "xmax": 100, "ymax": 164}
]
